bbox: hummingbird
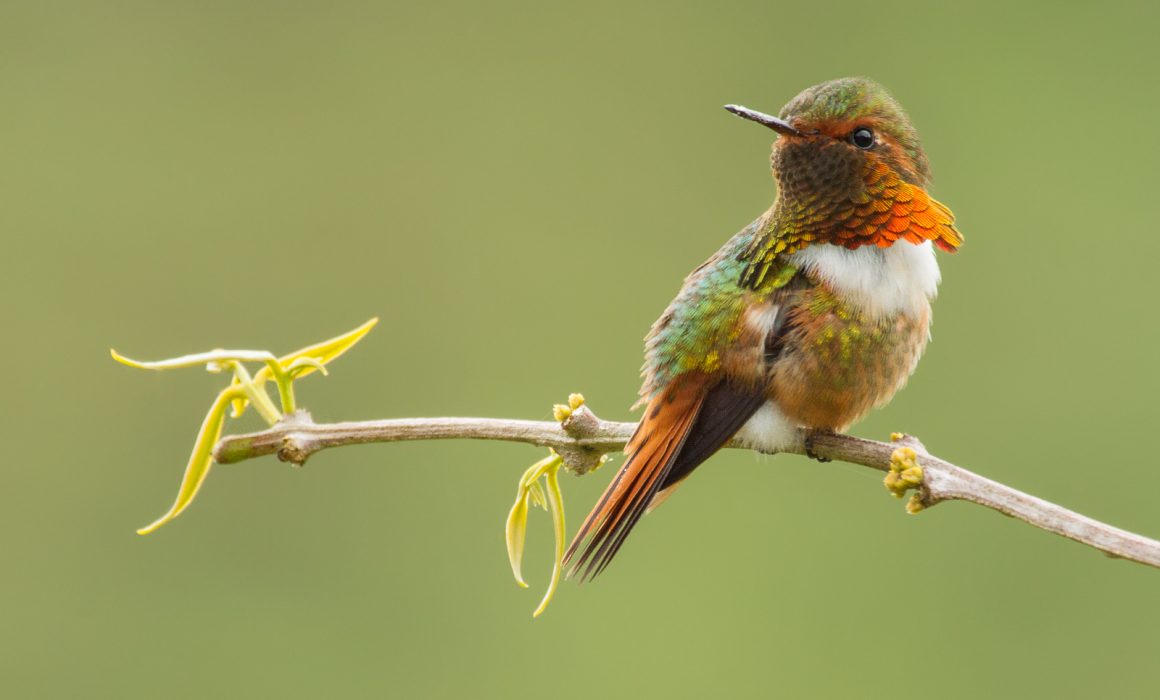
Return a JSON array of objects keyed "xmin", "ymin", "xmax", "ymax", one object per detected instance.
[{"xmin": 563, "ymin": 77, "xmax": 962, "ymax": 581}]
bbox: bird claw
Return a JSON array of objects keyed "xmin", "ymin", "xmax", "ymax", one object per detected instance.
[{"xmin": 804, "ymin": 430, "xmax": 833, "ymax": 463}]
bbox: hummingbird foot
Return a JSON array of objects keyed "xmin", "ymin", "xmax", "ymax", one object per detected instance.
[
  {"xmin": 884, "ymin": 444, "xmax": 926, "ymax": 514},
  {"xmin": 803, "ymin": 429, "xmax": 836, "ymax": 463}
]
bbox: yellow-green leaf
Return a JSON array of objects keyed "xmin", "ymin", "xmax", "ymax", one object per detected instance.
[
  {"xmin": 505, "ymin": 491, "xmax": 531, "ymax": 588},
  {"xmin": 270, "ymin": 317, "xmax": 378, "ymax": 379},
  {"xmin": 137, "ymin": 388, "xmax": 240, "ymax": 535},
  {"xmin": 111, "ymin": 348, "xmax": 276, "ymax": 371},
  {"xmin": 231, "ymin": 318, "xmax": 378, "ymax": 418},
  {"xmin": 532, "ymin": 462, "xmax": 565, "ymax": 618}
]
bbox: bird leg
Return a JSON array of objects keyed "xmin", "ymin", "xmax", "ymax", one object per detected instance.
[{"xmin": 803, "ymin": 429, "xmax": 836, "ymax": 463}]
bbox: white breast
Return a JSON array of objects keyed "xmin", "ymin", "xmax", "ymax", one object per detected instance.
[
  {"xmin": 737, "ymin": 241, "xmax": 942, "ymax": 453},
  {"xmin": 734, "ymin": 401, "xmax": 801, "ymax": 454},
  {"xmin": 788, "ymin": 241, "xmax": 941, "ymax": 319}
]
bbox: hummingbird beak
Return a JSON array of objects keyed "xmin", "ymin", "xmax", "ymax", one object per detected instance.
[{"xmin": 724, "ymin": 104, "xmax": 802, "ymax": 137}]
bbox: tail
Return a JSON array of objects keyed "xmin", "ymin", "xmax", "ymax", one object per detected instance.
[{"xmin": 563, "ymin": 373, "xmax": 764, "ymax": 581}]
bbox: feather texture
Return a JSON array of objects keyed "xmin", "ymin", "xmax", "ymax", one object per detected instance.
[
  {"xmin": 564, "ymin": 78, "xmax": 959, "ymax": 583},
  {"xmin": 563, "ymin": 373, "xmax": 710, "ymax": 581}
]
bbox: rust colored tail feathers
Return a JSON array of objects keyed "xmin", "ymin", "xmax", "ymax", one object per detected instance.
[{"xmin": 562, "ymin": 373, "xmax": 765, "ymax": 581}]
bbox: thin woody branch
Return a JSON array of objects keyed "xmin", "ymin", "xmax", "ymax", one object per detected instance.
[{"xmin": 212, "ymin": 406, "xmax": 1160, "ymax": 570}]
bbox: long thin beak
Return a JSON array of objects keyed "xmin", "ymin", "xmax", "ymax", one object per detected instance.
[{"xmin": 724, "ymin": 104, "xmax": 802, "ymax": 137}]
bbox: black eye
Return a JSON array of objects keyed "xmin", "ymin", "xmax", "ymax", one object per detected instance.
[{"xmin": 850, "ymin": 127, "xmax": 874, "ymax": 149}]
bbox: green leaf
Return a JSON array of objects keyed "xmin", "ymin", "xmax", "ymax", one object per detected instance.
[
  {"xmin": 137, "ymin": 387, "xmax": 242, "ymax": 535},
  {"xmin": 268, "ymin": 317, "xmax": 378, "ymax": 381},
  {"xmin": 504, "ymin": 451, "xmax": 567, "ymax": 615},
  {"xmin": 532, "ymin": 461, "xmax": 565, "ymax": 618},
  {"xmin": 230, "ymin": 318, "xmax": 378, "ymax": 418},
  {"xmin": 111, "ymin": 348, "xmax": 276, "ymax": 371},
  {"xmin": 505, "ymin": 490, "xmax": 531, "ymax": 588}
]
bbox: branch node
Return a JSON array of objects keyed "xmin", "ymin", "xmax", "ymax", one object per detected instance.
[
  {"xmin": 277, "ymin": 435, "xmax": 312, "ymax": 466},
  {"xmin": 556, "ymin": 445, "xmax": 607, "ymax": 476},
  {"xmin": 273, "ymin": 411, "xmax": 316, "ymax": 466},
  {"xmin": 561, "ymin": 404, "xmax": 600, "ymax": 439}
]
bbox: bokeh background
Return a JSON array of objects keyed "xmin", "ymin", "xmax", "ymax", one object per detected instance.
[{"xmin": 5, "ymin": 1, "xmax": 1160, "ymax": 697}]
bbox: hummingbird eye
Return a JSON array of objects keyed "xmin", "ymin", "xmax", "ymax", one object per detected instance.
[{"xmin": 850, "ymin": 127, "xmax": 875, "ymax": 149}]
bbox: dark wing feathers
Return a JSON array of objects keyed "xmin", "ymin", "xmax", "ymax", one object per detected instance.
[
  {"xmin": 563, "ymin": 374, "xmax": 706, "ymax": 581},
  {"xmin": 562, "ymin": 375, "xmax": 767, "ymax": 582},
  {"xmin": 563, "ymin": 293, "xmax": 798, "ymax": 581},
  {"xmin": 655, "ymin": 382, "xmax": 768, "ymax": 496}
]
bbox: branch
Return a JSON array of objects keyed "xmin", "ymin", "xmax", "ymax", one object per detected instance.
[{"xmin": 213, "ymin": 406, "xmax": 1160, "ymax": 570}]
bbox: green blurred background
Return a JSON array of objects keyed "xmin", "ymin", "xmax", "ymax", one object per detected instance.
[{"xmin": 4, "ymin": 1, "xmax": 1160, "ymax": 697}]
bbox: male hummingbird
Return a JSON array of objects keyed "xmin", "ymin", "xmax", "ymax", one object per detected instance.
[{"xmin": 563, "ymin": 77, "xmax": 963, "ymax": 580}]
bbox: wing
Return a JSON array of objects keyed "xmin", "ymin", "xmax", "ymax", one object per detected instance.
[
  {"xmin": 562, "ymin": 371, "xmax": 714, "ymax": 582},
  {"xmin": 563, "ymin": 224, "xmax": 802, "ymax": 581}
]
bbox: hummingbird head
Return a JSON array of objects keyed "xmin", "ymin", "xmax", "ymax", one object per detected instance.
[{"xmin": 726, "ymin": 77, "xmax": 961, "ymax": 252}]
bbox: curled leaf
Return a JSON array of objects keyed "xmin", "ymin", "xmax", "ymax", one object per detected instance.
[
  {"xmin": 505, "ymin": 454, "xmax": 556, "ymax": 589},
  {"xmin": 504, "ymin": 451, "xmax": 567, "ymax": 616},
  {"xmin": 286, "ymin": 356, "xmax": 328, "ymax": 378},
  {"xmin": 111, "ymin": 348, "xmax": 276, "ymax": 371},
  {"xmin": 114, "ymin": 320, "xmax": 380, "ymax": 533},
  {"xmin": 505, "ymin": 489, "xmax": 531, "ymax": 588},
  {"xmin": 532, "ymin": 461, "xmax": 565, "ymax": 618},
  {"xmin": 231, "ymin": 318, "xmax": 378, "ymax": 418},
  {"xmin": 137, "ymin": 388, "xmax": 242, "ymax": 535}
]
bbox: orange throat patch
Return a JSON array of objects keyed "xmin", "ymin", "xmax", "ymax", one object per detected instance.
[{"xmin": 836, "ymin": 161, "xmax": 963, "ymax": 253}]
